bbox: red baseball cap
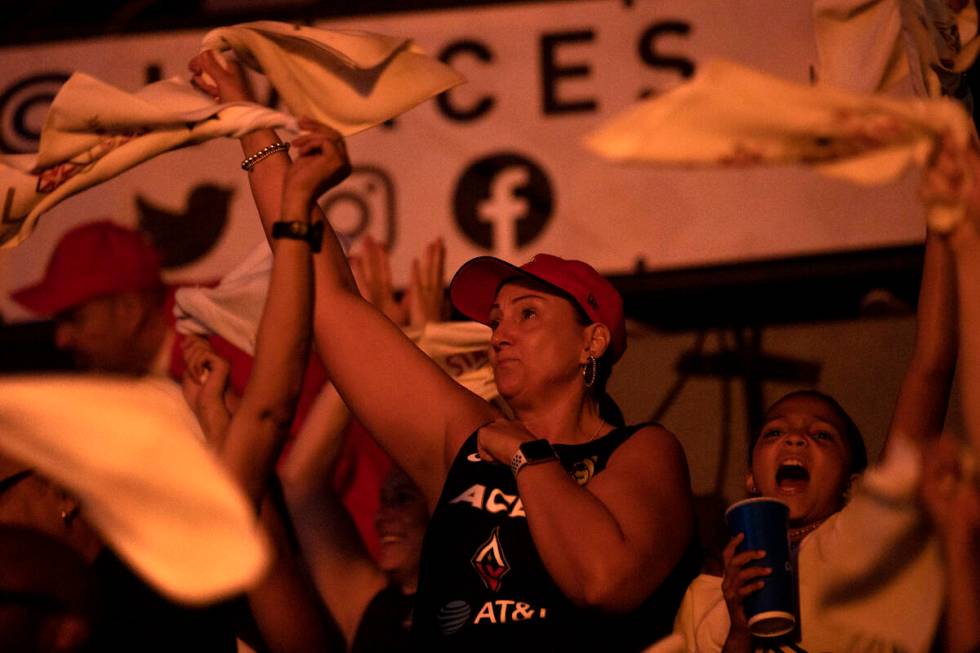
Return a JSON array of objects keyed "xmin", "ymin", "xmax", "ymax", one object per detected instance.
[
  {"xmin": 11, "ymin": 221, "xmax": 162, "ymax": 317},
  {"xmin": 449, "ymin": 253, "xmax": 626, "ymax": 362}
]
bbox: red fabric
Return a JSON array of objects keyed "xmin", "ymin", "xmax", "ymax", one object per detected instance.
[
  {"xmin": 167, "ymin": 296, "xmax": 388, "ymax": 559},
  {"xmin": 169, "ymin": 329, "xmax": 327, "ymax": 438},
  {"xmin": 331, "ymin": 420, "xmax": 394, "ymax": 562},
  {"xmin": 12, "ymin": 221, "xmax": 162, "ymax": 317}
]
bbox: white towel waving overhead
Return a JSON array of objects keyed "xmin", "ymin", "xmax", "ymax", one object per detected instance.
[
  {"xmin": 1, "ymin": 21, "xmax": 464, "ymax": 248},
  {"xmin": 584, "ymin": 59, "xmax": 975, "ymax": 233},
  {"xmin": 0, "ymin": 74, "xmax": 292, "ymax": 249},
  {"xmin": 201, "ymin": 21, "xmax": 466, "ymax": 136},
  {"xmin": 0, "ymin": 376, "xmax": 270, "ymax": 605}
]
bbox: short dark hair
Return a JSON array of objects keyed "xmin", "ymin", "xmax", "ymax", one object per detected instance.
[{"xmin": 750, "ymin": 390, "xmax": 868, "ymax": 475}]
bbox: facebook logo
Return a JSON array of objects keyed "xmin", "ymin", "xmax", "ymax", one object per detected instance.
[{"xmin": 453, "ymin": 153, "xmax": 553, "ymax": 257}]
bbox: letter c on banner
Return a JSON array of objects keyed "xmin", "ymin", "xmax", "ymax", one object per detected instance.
[{"xmin": 438, "ymin": 40, "xmax": 496, "ymax": 122}]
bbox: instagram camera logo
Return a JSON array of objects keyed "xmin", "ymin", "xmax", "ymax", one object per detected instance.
[{"xmin": 318, "ymin": 164, "xmax": 396, "ymax": 250}]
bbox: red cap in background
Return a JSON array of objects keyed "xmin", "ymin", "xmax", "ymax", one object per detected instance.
[{"xmin": 11, "ymin": 221, "xmax": 162, "ymax": 317}]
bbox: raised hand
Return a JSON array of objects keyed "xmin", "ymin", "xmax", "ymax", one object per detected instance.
[
  {"xmin": 920, "ymin": 134, "xmax": 980, "ymax": 234},
  {"xmin": 282, "ymin": 117, "xmax": 351, "ymax": 219},
  {"xmin": 350, "ymin": 234, "xmax": 407, "ymax": 325},
  {"xmin": 405, "ymin": 237, "xmax": 447, "ymax": 329},
  {"xmin": 180, "ymin": 334, "xmax": 233, "ymax": 446},
  {"xmin": 188, "ymin": 49, "xmax": 255, "ymax": 104}
]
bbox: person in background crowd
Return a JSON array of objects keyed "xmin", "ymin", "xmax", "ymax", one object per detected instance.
[
  {"xmin": 10, "ymin": 221, "xmax": 172, "ymax": 376},
  {"xmin": 718, "ymin": 390, "xmax": 870, "ymax": 652},
  {"xmin": 277, "ymin": 235, "xmax": 447, "ymax": 652},
  {"xmin": 676, "ymin": 136, "xmax": 970, "ymax": 653},
  {"xmin": 0, "ymin": 524, "xmax": 98, "ymax": 653},
  {"xmin": 9, "ymin": 225, "xmax": 331, "ymax": 652},
  {"xmin": 0, "ymin": 451, "xmax": 239, "ymax": 653}
]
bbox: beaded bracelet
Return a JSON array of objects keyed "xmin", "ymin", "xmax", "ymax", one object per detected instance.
[{"xmin": 241, "ymin": 142, "xmax": 290, "ymax": 171}]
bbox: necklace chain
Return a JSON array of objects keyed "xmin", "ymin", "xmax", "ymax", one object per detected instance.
[
  {"xmin": 588, "ymin": 419, "xmax": 607, "ymax": 442},
  {"xmin": 788, "ymin": 518, "xmax": 826, "ymax": 543}
]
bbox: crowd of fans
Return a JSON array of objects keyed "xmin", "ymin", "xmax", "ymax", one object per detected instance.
[{"xmin": 0, "ymin": 49, "xmax": 978, "ymax": 653}]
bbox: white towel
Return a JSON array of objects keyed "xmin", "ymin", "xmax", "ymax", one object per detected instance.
[
  {"xmin": 201, "ymin": 21, "xmax": 465, "ymax": 136},
  {"xmin": 584, "ymin": 58, "xmax": 974, "ymax": 233},
  {"xmin": 0, "ymin": 74, "xmax": 292, "ymax": 249},
  {"xmin": 405, "ymin": 321, "xmax": 497, "ymax": 402},
  {"xmin": 173, "ymin": 244, "xmax": 497, "ymax": 401},
  {"xmin": 803, "ymin": 436, "xmax": 942, "ymax": 653},
  {"xmin": 813, "ymin": 0, "xmax": 909, "ymax": 93},
  {"xmin": 175, "ymin": 241, "xmax": 273, "ymax": 355},
  {"xmin": 1, "ymin": 22, "xmax": 465, "ymax": 249},
  {"xmin": 813, "ymin": 0, "xmax": 980, "ymax": 97},
  {"xmin": 0, "ymin": 375, "xmax": 270, "ymax": 605}
]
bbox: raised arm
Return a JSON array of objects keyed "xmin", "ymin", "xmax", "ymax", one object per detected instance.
[
  {"xmin": 919, "ymin": 136, "xmax": 980, "ymax": 653},
  {"xmin": 191, "ymin": 53, "xmax": 493, "ymax": 503},
  {"xmin": 181, "ymin": 336, "xmax": 341, "ymax": 653},
  {"xmin": 217, "ymin": 129, "xmax": 319, "ymax": 503},
  {"xmin": 950, "ymin": 156, "xmax": 980, "ymax": 457},
  {"xmin": 920, "ymin": 435, "xmax": 980, "ymax": 653},
  {"xmin": 278, "ymin": 383, "xmax": 388, "ymax": 644},
  {"xmin": 190, "ymin": 50, "xmax": 292, "ymax": 243},
  {"xmin": 883, "ymin": 230, "xmax": 957, "ymax": 455}
]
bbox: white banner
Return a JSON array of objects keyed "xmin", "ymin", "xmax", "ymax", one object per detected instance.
[{"xmin": 0, "ymin": 0, "xmax": 925, "ymax": 321}]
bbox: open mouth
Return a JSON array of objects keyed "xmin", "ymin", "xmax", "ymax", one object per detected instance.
[{"xmin": 775, "ymin": 459, "xmax": 810, "ymax": 491}]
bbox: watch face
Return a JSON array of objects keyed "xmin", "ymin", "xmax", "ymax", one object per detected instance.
[{"xmin": 519, "ymin": 439, "xmax": 556, "ymax": 463}]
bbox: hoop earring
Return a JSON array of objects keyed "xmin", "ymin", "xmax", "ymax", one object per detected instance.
[
  {"xmin": 60, "ymin": 504, "xmax": 80, "ymax": 526},
  {"xmin": 583, "ymin": 355, "xmax": 598, "ymax": 388}
]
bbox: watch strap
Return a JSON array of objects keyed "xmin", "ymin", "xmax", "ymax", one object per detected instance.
[
  {"xmin": 271, "ymin": 221, "xmax": 324, "ymax": 253},
  {"xmin": 510, "ymin": 439, "xmax": 557, "ymax": 477}
]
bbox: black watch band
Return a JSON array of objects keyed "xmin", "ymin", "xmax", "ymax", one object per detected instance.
[
  {"xmin": 271, "ymin": 221, "xmax": 324, "ymax": 253},
  {"xmin": 510, "ymin": 439, "xmax": 558, "ymax": 477}
]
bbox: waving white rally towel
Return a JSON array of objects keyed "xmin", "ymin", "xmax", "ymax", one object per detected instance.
[
  {"xmin": 584, "ymin": 58, "xmax": 975, "ymax": 234},
  {"xmin": 0, "ymin": 74, "xmax": 290, "ymax": 248},
  {"xmin": 0, "ymin": 22, "xmax": 464, "ymax": 248},
  {"xmin": 201, "ymin": 21, "xmax": 465, "ymax": 136},
  {"xmin": 175, "ymin": 249, "xmax": 499, "ymax": 401},
  {"xmin": 0, "ymin": 375, "xmax": 270, "ymax": 605}
]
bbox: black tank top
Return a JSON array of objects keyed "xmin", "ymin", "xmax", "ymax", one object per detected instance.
[{"xmin": 410, "ymin": 423, "xmax": 701, "ymax": 652}]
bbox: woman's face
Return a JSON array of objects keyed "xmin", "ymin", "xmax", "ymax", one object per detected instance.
[
  {"xmin": 487, "ymin": 281, "xmax": 591, "ymax": 406},
  {"xmin": 748, "ymin": 395, "xmax": 854, "ymax": 526},
  {"xmin": 374, "ymin": 470, "xmax": 428, "ymax": 583}
]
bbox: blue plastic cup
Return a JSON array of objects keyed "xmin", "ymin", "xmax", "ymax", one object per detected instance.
[{"xmin": 725, "ymin": 497, "xmax": 795, "ymax": 637}]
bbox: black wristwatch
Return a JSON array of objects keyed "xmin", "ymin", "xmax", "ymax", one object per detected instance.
[
  {"xmin": 271, "ymin": 220, "xmax": 324, "ymax": 253},
  {"xmin": 510, "ymin": 439, "xmax": 558, "ymax": 477}
]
